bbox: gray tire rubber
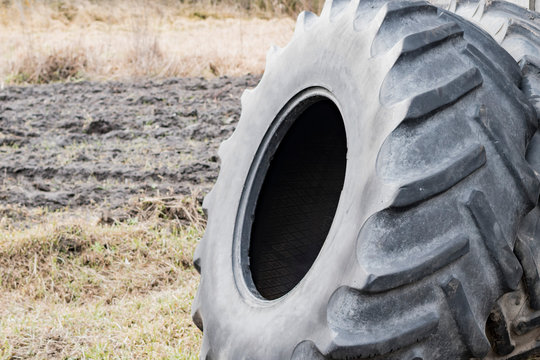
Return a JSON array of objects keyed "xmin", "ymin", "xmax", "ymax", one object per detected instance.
[
  {"xmin": 191, "ymin": 0, "xmax": 540, "ymax": 358},
  {"xmin": 449, "ymin": 0, "xmax": 540, "ymax": 118},
  {"xmin": 446, "ymin": 1, "xmax": 540, "ymax": 357}
]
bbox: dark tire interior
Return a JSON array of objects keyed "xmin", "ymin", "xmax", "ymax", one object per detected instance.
[{"xmin": 249, "ymin": 99, "xmax": 347, "ymax": 300}]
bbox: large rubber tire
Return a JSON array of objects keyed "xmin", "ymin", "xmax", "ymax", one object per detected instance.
[
  {"xmin": 192, "ymin": 0, "xmax": 540, "ymax": 358},
  {"xmin": 446, "ymin": 1, "xmax": 540, "ymax": 357}
]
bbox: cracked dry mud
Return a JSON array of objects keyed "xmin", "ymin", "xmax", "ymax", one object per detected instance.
[{"xmin": 0, "ymin": 75, "xmax": 259, "ymax": 210}]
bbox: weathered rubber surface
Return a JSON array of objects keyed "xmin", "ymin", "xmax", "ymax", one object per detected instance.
[
  {"xmin": 444, "ymin": 1, "xmax": 540, "ymax": 357},
  {"xmin": 449, "ymin": 0, "xmax": 540, "ymax": 118},
  {"xmin": 191, "ymin": 0, "xmax": 539, "ymax": 358}
]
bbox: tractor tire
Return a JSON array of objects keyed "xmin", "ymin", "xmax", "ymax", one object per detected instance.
[
  {"xmin": 446, "ymin": 1, "xmax": 540, "ymax": 357},
  {"xmin": 191, "ymin": 0, "xmax": 540, "ymax": 358}
]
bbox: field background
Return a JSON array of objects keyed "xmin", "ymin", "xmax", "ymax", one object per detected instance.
[
  {"xmin": 0, "ymin": 0, "xmax": 311, "ymax": 359},
  {"xmin": 0, "ymin": 0, "xmax": 308, "ymax": 84}
]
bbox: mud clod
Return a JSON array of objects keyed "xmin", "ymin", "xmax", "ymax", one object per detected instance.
[{"xmin": 85, "ymin": 120, "xmax": 115, "ymax": 135}]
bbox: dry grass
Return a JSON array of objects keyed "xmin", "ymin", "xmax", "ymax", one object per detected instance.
[
  {"xmin": 0, "ymin": 0, "xmax": 298, "ymax": 83},
  {"xmin": 0, "ymin": 194, "xmax": 205, "ymax": 359}
]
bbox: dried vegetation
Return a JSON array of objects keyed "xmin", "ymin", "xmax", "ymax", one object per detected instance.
[
  {"xmin": 0, "ymin": 0, "xmax": 304, "ymax": 83},
  {"xmin": 0, "ymin": 194, "xmax": 205, "ymax": 359}
]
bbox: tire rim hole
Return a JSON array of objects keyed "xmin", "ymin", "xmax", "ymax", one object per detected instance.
[{"xmin": 246, "ymin": 97, "xmax": 347, "ymax": 300}]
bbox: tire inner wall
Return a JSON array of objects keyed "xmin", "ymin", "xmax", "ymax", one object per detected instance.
[{"xmin": 248, "ymin": 99, "xmax": 347, "ymax": 300}]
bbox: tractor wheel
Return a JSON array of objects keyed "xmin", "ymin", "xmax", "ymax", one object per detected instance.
[{"xmin": 192, "ymin": 0, "xmax": 539, "ymax": 358}]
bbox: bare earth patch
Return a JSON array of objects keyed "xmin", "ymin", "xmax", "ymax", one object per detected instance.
[{"xmin": 0, "ymin": 75, "xmax": 259, "ymax": 209}]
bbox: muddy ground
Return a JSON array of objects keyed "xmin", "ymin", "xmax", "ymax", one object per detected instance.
[{"xmin": 0, "ymin": 75, "xmax": 259, "ymax": 212}]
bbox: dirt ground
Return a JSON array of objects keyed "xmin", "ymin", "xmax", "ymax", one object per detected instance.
[{"xmin": 0, "ymin": 75, "xmax": 259, "ymax": 212}]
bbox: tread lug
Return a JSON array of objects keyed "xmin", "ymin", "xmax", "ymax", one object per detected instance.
[{"xmin": 442, "ymin": 277, "xmax": 490, "ymax": 357}]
